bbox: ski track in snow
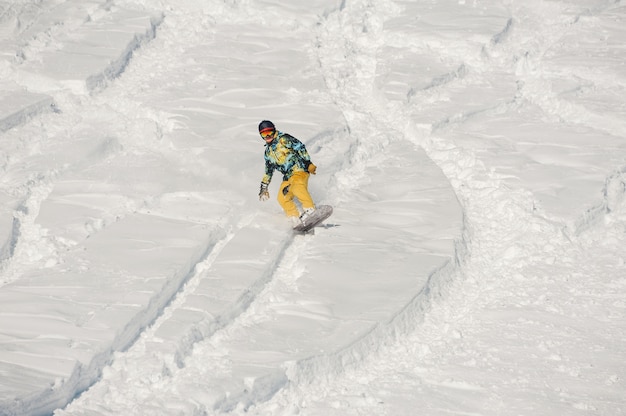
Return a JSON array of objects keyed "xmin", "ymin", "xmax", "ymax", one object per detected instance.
[{"xmin": 1, "ymin": 0, "xmax": 625, "ymax": 414}]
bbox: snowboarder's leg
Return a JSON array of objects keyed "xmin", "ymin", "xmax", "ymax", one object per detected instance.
[
  {"xmin": 289, "ymin": 172, "xmax": 315, "ymax": 210},
  {"xmin": 277, "ymin": 180, "xmax": 300, "ymax": 217}
]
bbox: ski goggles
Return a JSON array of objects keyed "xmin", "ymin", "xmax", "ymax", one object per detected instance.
[{"xmin": 260, "ymin": 128, "xmax": 276, "ymax": 139}]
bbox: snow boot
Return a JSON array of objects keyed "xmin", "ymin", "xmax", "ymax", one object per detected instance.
[{"xmin": 299, "ymin": 207, "xmax": 316, "ymax": 224}]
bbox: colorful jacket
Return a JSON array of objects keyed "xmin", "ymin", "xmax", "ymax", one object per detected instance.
[{"xmin": 262, "ymin": 131, "xmax": 312, "ymax": 184}]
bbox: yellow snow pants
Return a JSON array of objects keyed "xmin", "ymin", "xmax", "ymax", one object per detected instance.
[{"xmin": 277, "ymin": 171, "xmax": 315, "ymax": 217}]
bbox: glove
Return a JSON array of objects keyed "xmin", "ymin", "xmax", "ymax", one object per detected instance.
[
  {"xmin": 307, "ymin": 162, "xmax": 317, "ymax": 175},
  {"xmin": 259, "ymin": 182, "xmax": 270, "ymax": 201}
]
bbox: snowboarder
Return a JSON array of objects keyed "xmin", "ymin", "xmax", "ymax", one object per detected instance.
[{"xmin": 257, "ymin": 120, "xmax": 317, "ymax": 226}]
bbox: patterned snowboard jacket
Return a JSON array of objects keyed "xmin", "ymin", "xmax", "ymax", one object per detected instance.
[{"xmin": 262, "ymin": 132, "xmax": 312, "ymax": 184}]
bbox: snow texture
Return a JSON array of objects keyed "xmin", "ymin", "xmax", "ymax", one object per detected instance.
[{"xmin": 0, "ymin": 0, "xmax": 625, "ymax": 415}]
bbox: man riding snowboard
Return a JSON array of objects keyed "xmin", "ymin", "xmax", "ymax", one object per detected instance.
[{"xmin": 257, "ymin": 120, "xmax": 317, "ymax": 226}]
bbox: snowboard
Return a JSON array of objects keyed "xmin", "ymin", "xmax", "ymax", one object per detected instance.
[{"xmin": 293, "ymin": 205, "xmax": 333, "ymax": 233}]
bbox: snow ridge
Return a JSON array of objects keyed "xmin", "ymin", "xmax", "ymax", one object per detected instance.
[
  {"xmin": 287, "ymin": 232, "xmax": 469, "ymax": 387},
  {"xmin": 157, "ymin": 224, "xmax": 296, "ymax": 373},
  {"xmin": 574, "ymin": 165, "xmax": 626, "ymax": 236},
  {"xmin": 85, "ymin": 13, "xmax": 164, "ymax": 92},
  {"xmin": 0, "ymin": 92, "xmax": 56, "ymax": 134}
]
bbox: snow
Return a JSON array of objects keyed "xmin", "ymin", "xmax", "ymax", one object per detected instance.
[{"xmin": 0, "ymin": 0, "xmax": 624, "ymax": 415}]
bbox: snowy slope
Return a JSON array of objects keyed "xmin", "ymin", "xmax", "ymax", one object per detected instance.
[
  {"xmin": 2, "ymin": 0, "xmax": 462, "ymax": 414},
  {"xmin": 1, "ymin": 0, "xmax": 625, "ymax": 415}
]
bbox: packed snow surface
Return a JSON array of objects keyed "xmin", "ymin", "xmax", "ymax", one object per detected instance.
[{"xmin": 0, "ymin": 0, "xmax": 625, "ymax": 415}]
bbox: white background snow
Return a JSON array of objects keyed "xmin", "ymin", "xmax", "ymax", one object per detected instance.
[{"xmin": 1, "ymin": 0, "xmax": 625, "ymax": 415}]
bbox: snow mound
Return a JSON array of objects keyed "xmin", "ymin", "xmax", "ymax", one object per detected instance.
[
  {"xmin": 17, "ymin": 7, "xmax": 162, "ymax": 95},
  {"xmin": 0, "ymin": 87, "xmax": 55, "ymax": 133}
]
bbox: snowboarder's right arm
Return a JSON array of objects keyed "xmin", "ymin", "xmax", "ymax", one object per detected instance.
[{"xmin": 259, "ymin": 157, "xmax": 274, "ymax": 201}]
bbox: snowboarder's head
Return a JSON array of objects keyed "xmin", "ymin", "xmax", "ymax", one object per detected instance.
[{"xmin": 259, "ymin": 120, "xmax": 277, "ymax": 143}]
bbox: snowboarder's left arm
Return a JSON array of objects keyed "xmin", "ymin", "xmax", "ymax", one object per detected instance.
[{"xmin": 285, "ymin": 134, "xmax": 316, "ymax": 174}]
